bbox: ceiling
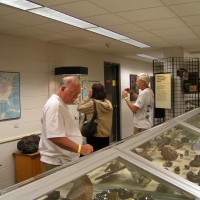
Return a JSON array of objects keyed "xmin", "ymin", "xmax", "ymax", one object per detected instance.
[{"xmin": 1, "ymin": 0, "xmax": 200, "ymax": 63}]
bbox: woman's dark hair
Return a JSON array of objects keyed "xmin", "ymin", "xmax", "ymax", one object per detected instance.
[{"xmin": 91, "ymin": 83, "xmax": 106, "ymax": 100}]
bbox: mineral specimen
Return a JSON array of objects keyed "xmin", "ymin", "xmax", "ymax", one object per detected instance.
[
  {"xmin": 186, "ymin": 171, "xmax": 200, "ymax": 184},
  {"xmin": 190, "ymin": 155, "xmax": 200, "ymax": 167},
  {"xmin": 163, "ymin": 161, "xmax": 173, "ymax": 167},
  {"xmin": 174, "ymin": 166, "xmax": 180, "ymax": 174},
  {"xmin": 161, "ymin": 146, "xmax": 178, "ymax": 161}
]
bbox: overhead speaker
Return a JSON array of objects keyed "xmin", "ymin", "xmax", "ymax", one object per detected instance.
[{"xmin": 55, "ymin": 66, "xmax": 88, "ymax": 75}]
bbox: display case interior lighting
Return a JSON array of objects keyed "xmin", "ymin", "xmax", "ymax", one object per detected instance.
[
  {"xmin": 0, "ymin": 0, "xmax": 151, "ymax": 48},
  {"xmin": 0, "ymin": 0, "xmax": 42, "ymax": 10},
  {"xmin": 137, "ymin": 54, "xmax": 158, "ymax": 60}
]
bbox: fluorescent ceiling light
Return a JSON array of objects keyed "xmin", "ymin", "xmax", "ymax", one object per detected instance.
[
  {"xmin": 0, "ymin": 0, "xmax": 42, "ymax": 10},
  {"xmin": 87, "ymin": 27, "xmax": 129, "ymax": 40},
  {"xmin": 137, "ymin": 54, "xmax": 157, "ymax": 60},
  {"xmin": 121, "ymin": 39, "xmax": 150, "ymax": 48},
  {"xmin": 29, "ymin": 7, "xmax": 97, "ymax": 29},
  {"xmin": 1, "ymin": 0, "xmax": 151, "ymax": 48}
]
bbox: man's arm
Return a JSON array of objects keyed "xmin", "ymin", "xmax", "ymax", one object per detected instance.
[
  {"xmin": 124, "ymin": 98, "xmax": 140, "ymax": 113},
  {"xmin": 49, "ymin": 137, "xmax": 93, "ymax": 155},
  {"xmin": 122, "ymin": 89, "xmax": 140, "ymax": 113}
]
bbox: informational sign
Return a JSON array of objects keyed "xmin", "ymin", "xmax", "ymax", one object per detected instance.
[{"xmin": 155, "ymin": 73, "xmax": 171, "ymax": 109}]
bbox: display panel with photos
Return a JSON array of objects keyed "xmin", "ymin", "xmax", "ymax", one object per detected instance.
[{"xmin": 36, "ymin": 157, "xmax": 197, "ymax": 200}]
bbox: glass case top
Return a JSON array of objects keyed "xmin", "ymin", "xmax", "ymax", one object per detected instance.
[
  {"xmin": 183, "ymin": 112, "xmax": 200, "ymax": 129},
  {"xmin": 37, "ymin": 157, "xmax": 198, "ymax": 200},
  {"xmin": 131, "ymin": 124, "xmax": 200, "ymax": 187}
]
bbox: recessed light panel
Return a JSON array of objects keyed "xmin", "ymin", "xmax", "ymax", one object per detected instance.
[{"xmin": 0, "ymin": 0, "xmax": 42, "ymax": 10}]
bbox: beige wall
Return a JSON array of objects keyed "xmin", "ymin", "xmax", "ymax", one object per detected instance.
[{"xmin": 0, "ymin": 33, "xmax": 152, "ymax": 189}]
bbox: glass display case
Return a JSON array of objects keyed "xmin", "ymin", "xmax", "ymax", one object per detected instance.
[
  {"xmin": 36, "ymin": 156, "xmax": 199, "ymax": 200},
  {"xmin": 176, "ymin": 107, "xmax": 200, "ymax": 131},
  {"xmin": 0, "ymin": 108, "xmax": 200, "ymax": 200},
  {"xmin": 117, "ymin": 108, "xmax": 200, "ymax": 190}
]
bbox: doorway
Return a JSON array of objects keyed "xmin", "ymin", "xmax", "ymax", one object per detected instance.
[{"xmin": 104, "ymin": 62, "xmax": 121, "ymax": 142}]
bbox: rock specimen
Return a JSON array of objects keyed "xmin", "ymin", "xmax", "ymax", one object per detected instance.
[
  {"xmin": 66, "ymin": 175, "xmax": 93, "ymax": 200},
  {"xmin": 174, "ymin": 166, "xmax": 180, "ymax": 174},
  {"xmin": 186, "ymin": 171, "xmax": 200, "ymax": 184},
  {"xmin": 190, "ymin": 155, "xmax": 200, "ymax": 167},
  {"xmin": 163, "ymin": 161, "xmax": 173, "ymax": 167},
  {"xmin": 161, "ymin": 146, "xmax": 178, "ymax": 161}
]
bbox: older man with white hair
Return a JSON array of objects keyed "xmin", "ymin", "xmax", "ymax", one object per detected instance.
[{"xmin": 122, "ymin": 73, "xmax": 154, "ymax": 134}]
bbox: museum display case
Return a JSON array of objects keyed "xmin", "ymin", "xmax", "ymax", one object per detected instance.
[
  {"xmin": 117, "ymin": 108, "xmax": 200, "ymax": 189},
  {"xmin": 1, "ymin": 147, "xmax": 200, "ymax": 200},
  {"xmin": 0, "ymin": 108, "xmax": 200, "ymax": 200},
  {"xmin": 176, "ymin": 107, "xmax": 200, "ymax": 131}
]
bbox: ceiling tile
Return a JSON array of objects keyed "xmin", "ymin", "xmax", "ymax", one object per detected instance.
[
  {"xmin": 162, "ymin": 34, "xmax": 198, "ymax": 42},
  {"xmin": 182, "ymin": 15, "xmax": 200, "ymax": 26},
  {"xmin": 1, "ymin": 0, "xmax": 200, "ymax": 62},
  {"xmin": 125, "ymin": 31, "xmax": 156, "ymax": 39},
  {"xmin": 140, "ymin": 37, "xmax": 172, "ymax": 48},
  {"xmin": 105, "ymin": 23, "xmax": 143, "ymax": 34},
  {"xmin": 31, "ymin": 0, "xmax": 79, "ymax": 7},
  {"xmin": 118, "ymin": 7, "xmax": 176, "ymax": 22},
  {"xmin": 1, "ymin": 26, "xmax": 49, "ymax": 38},
  {"xmin": 0, "ymin": 11, "xmax": 52, "ymax": 26},
  {"xmin": 33, "ymin": 33, "xmax": 69, "ymax": 41},
  {"xmin": 161, "ymin": 0, "xmax": 200, "ymax": 5},
  {"xmin": 51, "ymin": 1, "xmax": 108, "ymax": 18},
  {"xmin": 0, "ymin": 4, "xmax": 19, "ymax": 16},
  {"xmin": 33, "ymin": 22, "xmax": 77, "ymax": 32},
  {"xmin": 151, "ymin": 27, "xmax": 194, "ymax": 36},
  {"xmin": 89, "ymin": 0, "xmax": 163, "ymax": 12},
  {"xmin": 137, "ymin": 18, "xmax": 186, "ymax": 30},
  {"xmin": 169, "ymin": 2, "xmax": 200, "ymax": 16},
  {"xmin": 84, "ymin": 14, "xmax": 128, "ymax": 26},
  {"xmin": 0, "ymin": 19, "xmax": 25, "ymax": 30}
]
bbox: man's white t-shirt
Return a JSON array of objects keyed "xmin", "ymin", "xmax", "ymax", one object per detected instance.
[
  {"xmin": 133, "ymin": 88, "xmax": 154, "ymax": 129},
  {"xmin": 39, "ymin": 94, "xmax": 83, "ymax": 165}
]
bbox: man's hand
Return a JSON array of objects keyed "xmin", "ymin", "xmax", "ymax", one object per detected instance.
[
  {"xmin": 125, "ymin": 88, "xmax": 134, "ymax": 95},
  {"xmin": 81, "ymin": 144, "xmax": 94, "ymax": 155}
]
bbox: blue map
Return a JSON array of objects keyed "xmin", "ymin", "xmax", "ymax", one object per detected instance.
[{"xmin": 0, "ymin": 72, "xmax": 20, "ymax": 120}]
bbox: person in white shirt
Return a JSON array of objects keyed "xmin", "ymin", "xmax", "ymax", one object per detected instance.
[
  {"xmin": 122, "ymin": 73, "xmax": 154, "ymax": 134},
  {"xmin": 39, "ymin": 76, "xmax": 93, "ymax": 171}
]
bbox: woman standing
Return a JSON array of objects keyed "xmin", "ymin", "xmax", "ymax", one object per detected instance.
[{"xmin": 77, "ymin": 83, "xmax": 113, "ymax": 152}]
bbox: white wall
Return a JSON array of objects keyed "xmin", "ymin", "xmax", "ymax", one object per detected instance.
[{"xmin": 0, "ymin": 33, "xmax": 152, "ymax": 189}]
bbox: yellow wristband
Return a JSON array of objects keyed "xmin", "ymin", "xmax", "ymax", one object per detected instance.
[
  {"xmin": 78, "ymin": 145, "xmax": 81, "ymax": 154},
  {"xmin": 124, "ymin": 97, "xmax": 128, "ymax": 100}
]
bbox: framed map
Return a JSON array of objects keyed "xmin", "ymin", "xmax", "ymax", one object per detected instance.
[{"xmin": 0, "ymin": 71, "xmax": 21, "ymax": 121}]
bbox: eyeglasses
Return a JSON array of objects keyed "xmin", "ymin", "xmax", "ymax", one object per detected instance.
[{"xmin": 70, "ymin": 89, "xmax": 80, "ymax": 97}]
